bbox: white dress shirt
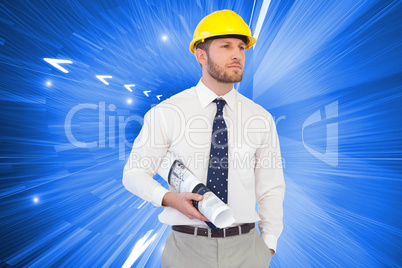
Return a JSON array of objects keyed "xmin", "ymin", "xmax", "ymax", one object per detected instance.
[{"xmin": 123, "ymin": 80, "xmax": 285, "ymax": 251}]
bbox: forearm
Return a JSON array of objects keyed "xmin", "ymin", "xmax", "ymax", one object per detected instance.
[
  {"xmin": 122, "ymin": 165, "xmax": 169, "ymax": 207},
  {"xmin": 257, "ymin": 190, "xmax": 284, "ymax": 252},
  {"xmin": 256, "ymin": 158, "xmax": 285, "ymax": 251},
  {"xmin": 161, "ymin": 191, "xmax": 176, "ymax": 207},
  {"xmin": 255, "ymin": 168, "xmax": 285, "ymax": 252}
]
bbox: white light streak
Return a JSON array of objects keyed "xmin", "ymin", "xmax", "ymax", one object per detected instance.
[
  {"xmin": 137, "ymin": 201, "xmax": 146, "ymax": 209},
  {"xmin": 43, "ymin": 58, "xmax": 73, "ymax": 73},
  {"xmin": 46, "ymin": 81, "xmax": 52, "ymax": 87},
  {"xmin": 162, "ymin": 35, "xmax": 168, "ymax": 41},
  {"xmin": 122, "ymin": 230, "xmax": 157, "ymax": 268},
  {"xmin": 143, "ymin": 90, "xmax": 151, "ymax": 97},
  {"xmin": 253, "ymin": 0, "xmax": 271, "ymax": 45},
  {"xmin": 33, "ymin": 197, "xmax": 39, "ymax": 203},
  {"xmin": 96, "ymin": 75, "xmax": 112, "ymax": 85},
  {"xmin": 127, "ymin": 98, "xmax": 132, "ymax": 104},
  {"xmin": 124, "ymin": 84, "xmax": 136, "ymax": 92}
]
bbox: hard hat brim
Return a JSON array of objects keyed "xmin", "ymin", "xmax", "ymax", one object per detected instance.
[{"xmin": 190, "ymin": 34, "xmax": 257, "ymax": 54}]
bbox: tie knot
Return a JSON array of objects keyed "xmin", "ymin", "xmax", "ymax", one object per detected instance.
[{"xmin": 213, "ymin": 99, "xmax": 226, "ymax": 114}]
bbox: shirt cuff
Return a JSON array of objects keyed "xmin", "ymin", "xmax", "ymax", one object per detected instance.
[
  {"xmin": 262, "ymin": 233, "xmax": 278, "ymax": 252},
  {"xmin": 151, "ymin": 185, "xmax": 170, "ymax": 207}
]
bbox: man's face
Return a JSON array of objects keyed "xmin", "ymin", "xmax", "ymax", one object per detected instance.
[{"xmin": 205, "ymin": 38, "xmax": 246, "ymax": 83}]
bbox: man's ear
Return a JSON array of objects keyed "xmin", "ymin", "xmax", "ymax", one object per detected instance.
[{"xmin": 195, "ymin": 48, "xmax": 207, "ymax": 67}]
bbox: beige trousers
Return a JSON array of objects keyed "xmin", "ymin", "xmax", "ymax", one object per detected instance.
[{"xmin": 161, "ymin": 228, "xmax": 272, "ymax": 268}]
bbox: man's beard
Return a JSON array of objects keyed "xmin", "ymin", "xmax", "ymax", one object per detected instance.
[{"xmin": 207, "ymin": 55, "xmax": 243, "ymax": 83}]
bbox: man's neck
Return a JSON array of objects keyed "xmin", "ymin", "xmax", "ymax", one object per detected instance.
[{"xmin": 201, "ymin": 76, "xmax": 233, "ymax": 96}]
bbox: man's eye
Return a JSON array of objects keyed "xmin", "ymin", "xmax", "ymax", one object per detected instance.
[
  {"xmin": 240, "ymin": 46, "xmax": 246, "ymax": 50},
  {"xmin": 222, "ymin": 45, "xmax": 229, "ymax": 48}
]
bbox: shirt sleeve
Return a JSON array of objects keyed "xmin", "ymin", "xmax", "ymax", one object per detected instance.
[
  {"xmin": 122, "ymin": 106, "xmax": 170, "ymax": 207},
  {"xmin": 254, "ymin": 113, "xmax": 285, "ymax": 252}
]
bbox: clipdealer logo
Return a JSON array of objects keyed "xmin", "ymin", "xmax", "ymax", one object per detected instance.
[
  {"xmin": 63, "ymin": 101, "xmax": 284, "ymax": 161},
  {"xmin": 64, "ymin": 100, "xmax": 338, "ymax": 167},
  {"xmin": 302, "ymin": 101, "xmax": 339, "ymax": 167}
]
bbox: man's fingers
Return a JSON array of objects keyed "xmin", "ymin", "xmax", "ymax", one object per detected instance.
[
  {"xmin": 187, "ymin": 203, "xmax": 210, "ymax": 222},
  {"xmin": 180, "ymin": 192, "xmax": 209, "ymax": 221},
  {"xmin": 192, "ymin": 209, "xmax": 210, "ymax": 222},
  {"xmin": 181, "ymin": 192, "xmax": 203, "ymax": 201},
  {"xmin": 200, "ymin": 215, "xmax": 210, "ymax": 222},
  {"xmin": 191, "ymin": 193, "xmax": 203, "ymax": 201}
]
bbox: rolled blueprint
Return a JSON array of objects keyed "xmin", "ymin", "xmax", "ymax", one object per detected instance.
[{"xmin": 164, "ymin": 158, "xmax": 235, "ymax": 229}]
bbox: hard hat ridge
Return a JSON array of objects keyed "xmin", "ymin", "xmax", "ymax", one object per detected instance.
[{"xmin": 189, "ymin": 9, "xmax": 257, "ymax": 54}]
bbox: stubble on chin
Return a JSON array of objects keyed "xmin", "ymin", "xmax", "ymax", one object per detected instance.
[{"xmin": 207, "ymin": 58, "xmax": 243, "ymax": 83}]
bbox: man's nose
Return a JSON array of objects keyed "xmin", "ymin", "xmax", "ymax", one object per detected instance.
[{"xmin": 231, "ymin": 48, "xmax": 244, "ymax": 61}]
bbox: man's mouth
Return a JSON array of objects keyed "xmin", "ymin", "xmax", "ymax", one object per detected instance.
[{"xmin": 227, "ymin": 65, "xmax": 242, "ymax": 69}]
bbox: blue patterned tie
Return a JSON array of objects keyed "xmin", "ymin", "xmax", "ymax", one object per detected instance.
[{"xmin": 205, "ymin": 99, "xmax": 228, "ymax": 231}]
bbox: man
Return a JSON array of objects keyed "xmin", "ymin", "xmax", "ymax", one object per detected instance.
[{"xmin": 123, "ymin": 10, "xmax": 285, "ymax": 267}]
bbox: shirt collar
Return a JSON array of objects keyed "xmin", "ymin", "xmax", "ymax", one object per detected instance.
[{"xmin": 195, "ymin": 79, "xmax": 236, "ymax": 111}]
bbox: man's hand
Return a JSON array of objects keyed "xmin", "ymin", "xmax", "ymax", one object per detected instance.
[{"xmin": 162, "ymin": 192, "xmax": 210, "ymax": 222}]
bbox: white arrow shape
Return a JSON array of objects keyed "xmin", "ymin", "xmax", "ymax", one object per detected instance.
[
  {"xmin": 156, "ymin": 95, "xmax": 162, "ymax": 100},
  {"xmin": 124, "ymin": 84, "xmax": 136, "ymax": 92},
  {"xmin": 143, "ymin": 90, "xmax": 151, "ymax": 97},
  {"xmin": 43, "ymin": 58, "xmax": 73, "ymax": 73},
  {"xmin": 96, "ymin": 75, "xmax": 112, "ymax": 85}
]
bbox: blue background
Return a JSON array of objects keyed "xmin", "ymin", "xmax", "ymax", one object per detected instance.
[{"xmin": 1, "ymin": 0, "xmax": 401, "ymax": 267}]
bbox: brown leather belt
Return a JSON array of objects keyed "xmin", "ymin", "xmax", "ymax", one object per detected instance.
[{"xmin": 172, "ymin": 223, "xmax": 255, "ymax": 238}]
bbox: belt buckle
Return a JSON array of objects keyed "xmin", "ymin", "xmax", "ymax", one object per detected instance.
[
  {"xmin": 223, "ymin": 228, "xmax": 226, "ymax": 238},
  {"xmin": 208, "ymin": 228, "xmax": 211, "ymax": 239}
]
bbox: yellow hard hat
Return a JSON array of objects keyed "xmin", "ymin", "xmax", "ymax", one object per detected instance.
[{"xmin": 189, "ymin": 9, "xmax": 257, "ymax": 54}]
